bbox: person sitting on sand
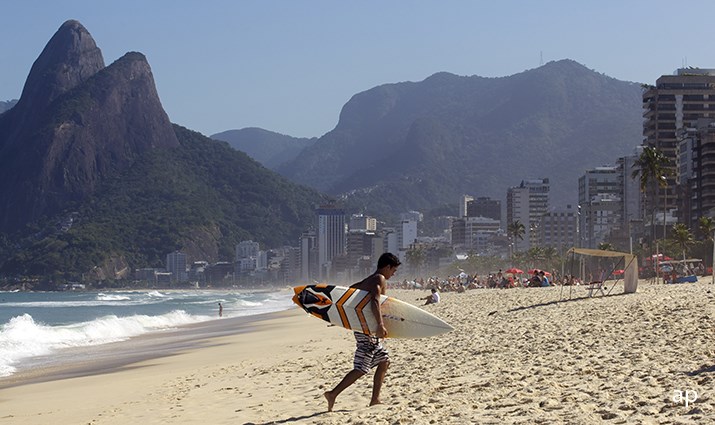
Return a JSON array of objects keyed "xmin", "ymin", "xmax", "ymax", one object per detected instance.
[
  {"xmin": 539, "ymin": 271, "xmax": 550, "ymax": 287},
  {"xmin": 421, "ymin": 288, "xmax": 440, "ymax": 305},
  {"xmin": 530, "ymin": 271, "xmax": 542, "ymax": 288},
  {"xmin": 324, "ymin": 252, "xmax": 401, "ymax": 412}
]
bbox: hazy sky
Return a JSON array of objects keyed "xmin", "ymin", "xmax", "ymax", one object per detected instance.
[{"xmin": 3, "ymin": 1, "xmax": 715, "ymax": 138}]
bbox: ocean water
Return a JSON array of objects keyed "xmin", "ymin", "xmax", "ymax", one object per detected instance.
[{"xmin": 0, "ymin": 289, "xmax": 294, "ymax": 378}]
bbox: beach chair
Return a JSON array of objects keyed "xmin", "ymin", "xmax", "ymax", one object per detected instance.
[
  {"xmin": 587, "ymin": 280, "xmax": 604, "ymax": 297},
  {"xmin": 587, "ymin": 272, "xmax": 606, "ymax": 297}
]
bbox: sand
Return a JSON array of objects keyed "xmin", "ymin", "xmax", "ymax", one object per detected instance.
[{"xmin": 1, "ymin": 281, "xmax": 713, "ymax": 424}]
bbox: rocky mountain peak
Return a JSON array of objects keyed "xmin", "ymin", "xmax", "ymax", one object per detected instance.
[
  {"xmin": 18, "ymin": 20, "xmax": 105, "ymax": 113},
  {"xmin": 0, "ymin": 21, "xmax": 178, "ymax": 233}
]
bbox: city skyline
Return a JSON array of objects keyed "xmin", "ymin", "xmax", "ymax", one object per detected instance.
[{"xmin": 3, "ymin": 1, "xmax": 715, "ymax": 138}]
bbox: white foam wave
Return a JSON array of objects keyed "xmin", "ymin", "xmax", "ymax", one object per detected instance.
[
  {"xmin": 96, "ymin": 293, "xmax": 132, "ymax": 301},
  {"xmin": 226, "ymin": 293, "xmax": 293, "ymax": 317},
  {"xmin": 0, "ymin": 311, "xmax": 210, "ymax": 377},
  {"xmin": 236, "ymin": 300, "xmax": 262, "ymax": 307},
  {"xmin": 2, "ymin": 300, "xmax": 148, "ymax": 308}
]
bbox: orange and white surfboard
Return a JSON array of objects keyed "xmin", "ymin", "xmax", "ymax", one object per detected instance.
[{"xmin": 292, "ymin": 285, "xmax": 453, "ymax": 339}]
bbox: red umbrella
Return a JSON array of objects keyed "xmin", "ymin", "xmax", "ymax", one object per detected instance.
[
  {"xmin": 505, "ymin": 267, "xmax": 523, "ymax": 274},
  {"xmin": 613, "ymin": 269, "xmax": 625, "ymax": 275}
]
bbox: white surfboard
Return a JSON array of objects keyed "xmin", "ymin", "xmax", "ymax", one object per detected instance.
[{"xmin": 292, "ymin": 285, "xmax": 453, "ymax": 339}]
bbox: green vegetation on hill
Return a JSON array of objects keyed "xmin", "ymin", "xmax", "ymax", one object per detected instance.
[
  {"xmin": 280, "ymin": 60, "xmax": 643, "ymax": 215},
  {"xmin": 211, "ymin": 127, "xmax": 317, "ymax": 170},
  {"xmin": 0, "ymin": 125, "xmax": 326, "ymax": 279}
]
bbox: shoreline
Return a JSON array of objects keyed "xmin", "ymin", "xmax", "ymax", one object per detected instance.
[
  {"xmin": 1, "ymin": 282, "xmax": 713, "ymax": 424},
  {"xmin": 0, "ymin": 309, "xmax": 294, "ymax": 390}
]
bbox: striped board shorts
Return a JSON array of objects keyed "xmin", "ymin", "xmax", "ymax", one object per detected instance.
[{"xmin": 353, "ymin": 332, "xmax": 389, "ymax": 374}]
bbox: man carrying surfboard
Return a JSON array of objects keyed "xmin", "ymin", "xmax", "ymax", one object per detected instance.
[{"xmin": 324, "ymin": 252, "xmax": 401, "ymax": 412}]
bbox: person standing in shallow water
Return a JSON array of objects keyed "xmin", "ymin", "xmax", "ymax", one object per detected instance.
[
  {"xmin": 218, "ymin": 302, "xmax": 223, "ymax": 317},
  {"xmin": 324, "ymin": 252, "xmax": 401, "ymax": 412}
]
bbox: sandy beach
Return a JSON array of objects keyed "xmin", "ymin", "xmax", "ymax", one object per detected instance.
[{"xmin": 1, "ymin": 280, "xmax": 713, "ymax": 424}]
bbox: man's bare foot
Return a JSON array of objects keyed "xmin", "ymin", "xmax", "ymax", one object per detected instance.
[
  {"xmin": 369, "ymin": 399, "xmax": 382, "ymax": 407},
  {"xmin": 324, "ymin": 391, "xmax": 336, "ymax": 412}
]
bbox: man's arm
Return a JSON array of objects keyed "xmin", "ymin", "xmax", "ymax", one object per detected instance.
[{"xmin": 369, "ymin": 275, "xmax": 388, "ymax": 338}]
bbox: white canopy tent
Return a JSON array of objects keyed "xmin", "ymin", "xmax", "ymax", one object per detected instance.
[{"xmin": 565, "ymin": 248, "xmax": 639, "ymax": 297}]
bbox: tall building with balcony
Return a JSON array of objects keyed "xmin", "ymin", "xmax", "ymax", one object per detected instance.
[
  {"xmin": 459, "ymin": 195, "xmax": 474, "ymax": 218},
  {"xmin": 642, "ymin": 68, "xmax": 715, "ymax": 231},
  {"xmin": 349, "ymin": 214, "xmax": 377, "ymax": 232},
  {"xmin": 466, "ymin": 197, "xmax": 501, "ymax": 223},
  {"xmin": 537, "ymin": 205, "xmax": 577, "ymax": 254},
  {"xmin": 616, "ymin": 148, "xmax": 644, "ymax": 237},
  {"xmin": 166, "ymin": 251, "xmax": 188, "ymax": 283},
  {"xmin": 451, "ymin": 216, "xmax": 501, "ymax": 254},
  {"xmin": 578, "ymin": 166, "xmax": 621, "ymax": 248},
  {"xmin": 677, "ymin": 118, "xmax": 715, "ymax": 228},
  {"xmin": 299, "ymin": 230, "xmax": 318, "ymax": 283},
  {"xmin": 506, "ymin": 178, "xmax": 549, "ymax": 250},
  {"xmin": 316, "ymin": 204, "xmax": 346, "ymax": 280}
]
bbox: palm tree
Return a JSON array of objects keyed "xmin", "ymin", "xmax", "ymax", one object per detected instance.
[
  {"xmin": 631, "ymin": 146, "xmax": 672, "ymax": 242},
  {"xmin": 405, "ymin": 244, "xmax": 426, "ymax": 277},
  {"xmin": 671, "ymin": 223, "xmax": 694, "ymax": 261},
  {"xmin": 507, "ymin": 220, "xmax": 526, "ymax": 258},
  {"xmin": 598, "ymin": 242, "xmax": 615, "ymax": 251},
  {"xmin": 542, "ymin": 246, "xmax": 559, "ymax": 273},
  {"xmin": 698, "ymin": 216, "xmax": 715, "ymax": 242},
  {"xmin": 526, "ymin": 246, "xmax": 544, "ymax": 270}
]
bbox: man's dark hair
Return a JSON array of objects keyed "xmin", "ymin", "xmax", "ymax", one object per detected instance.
[{"xmin": 377, "ymin": 252, "xmax": 401, "ymax": 269}]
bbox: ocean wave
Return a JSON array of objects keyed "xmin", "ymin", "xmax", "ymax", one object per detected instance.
[
  {"xmin": 96, "ymin": 293, "xmax": 132, "ymax": 301},
  {"xmin": 1, "ymin": 300, "xmax": 150, "ymax": 308},
  {"xmin": 0, "ymin": 310, "xmax": 210, "ymax": 377}
]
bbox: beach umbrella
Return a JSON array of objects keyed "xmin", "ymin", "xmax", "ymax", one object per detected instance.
[
  {"xmin": 505, "ymin": 267, "xmax": 523, "ymax": 274},
  {"xmin": 613, "ymin": 269, "xmax": 625, "ymax": 275}
]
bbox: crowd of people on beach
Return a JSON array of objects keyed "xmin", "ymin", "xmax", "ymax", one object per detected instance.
[{"xmin": 393, "ymin": 269, "xmax": 585, "ymax": 293}]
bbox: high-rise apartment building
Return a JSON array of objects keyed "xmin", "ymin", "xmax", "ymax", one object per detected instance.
[
  {"xmin": 642, "ymin": 68, "xmax": 715, "ymax": 230},
  {"xmin": 506, "ymin": 178, "xmax": 549, "ymax": 250},
  {"xmin": 451, "ymin": 216, "xmax": 500, "ymax": 254},
  {"xmin": 537, "ymin": 205, "xmax": 577, "ymax": 254},
  {"xmin": 616, "ymin": 148, "xmax": 643, "ymax": 237},
  {"xmin": 236, "ymin": 240, "xmax": 260, "ymax": 260},
  {"xmin": 316, "ymin": 204, "xmax": 346, "ymax": 280},
  {"xmin": 466, "ymin": 197, "xmax": 501, "ymax": 222},
  {"xmin": 299, "ymin": 230, "xmax": 318, "ymax": 283},
  {"xmin": 678, "ymin": 118, "xmax": 715, "ymax": 228},
  {"xmin": 578, "ymin": 167, "xmax": 620, "ymax": 248},
  {"xmin": 166, "ymin": 251, "xmax": 187, "ymax": 283},
  {"xmin": 459, "ymin": 195, "xmax": 474, "ymax": 218},
  {"xmin": 349, "ymin": 214, "xmax": 377, "ymax": 232}
]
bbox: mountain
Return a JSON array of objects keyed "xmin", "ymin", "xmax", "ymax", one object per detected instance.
[
  {"xmin": 277, "ymin": 60, "xmax": 643, "ymax": 217},
  {"xmin": 0, "ymin": 20, "xmax": 178, "ymax": 233},
  {"xmin": 212, "ymin": 128, "xmax": 316, "ymax": 169},
  {"xmin": 0, "ymin": 20, "xmax": 325, "ymax": 280},
  {"xmin": 0, "ymin": 99, "xmax": 18, "ymax": 114}
]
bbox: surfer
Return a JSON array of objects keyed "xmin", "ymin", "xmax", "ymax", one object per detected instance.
[{"xmin": 324, "ymin": 252, "xmax": 401, "ymax": 412}]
